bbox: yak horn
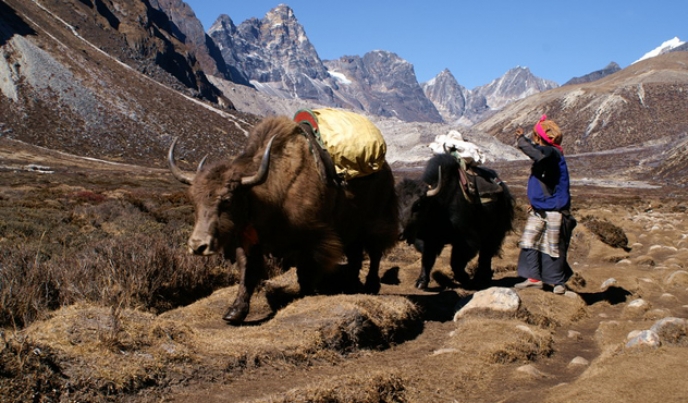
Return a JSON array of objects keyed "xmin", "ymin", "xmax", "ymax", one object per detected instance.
[
  {"xmin": 168, "ymin": 137, "xmax": 196, "ymax": 185},
  {"xmin": 426, "ymin": 167, "xmax": 442, "ymax": 197},
  {"xmin": 241, "ymin": 135, "xmax": 276, "ymax": 186},
  {"xmin": 197, "ymin": 155, "xmax": 208, "ymax": 172}
]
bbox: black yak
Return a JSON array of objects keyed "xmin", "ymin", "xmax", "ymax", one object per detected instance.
[
  {"xmin": 397, "ymin": 153, "xmax": 514, "ymax": 290},
  {"xmin": 169, "ymin": 116, "xmax": 398, "ymax": 324}
]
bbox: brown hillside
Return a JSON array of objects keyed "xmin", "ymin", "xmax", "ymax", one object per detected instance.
[
  {"xmin": 0, "ymin": 0, "xmax": 254, "ymax": 167},
  {"xmin": 476, "ymin": 52, "xmax": 688, "ymax": 160}
]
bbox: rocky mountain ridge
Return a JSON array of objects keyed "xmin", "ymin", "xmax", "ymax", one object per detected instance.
[
  {"xmin": 563, "ymin": 62, "xmax": 622, "ymax": 86},
  {"xmin": 422, "ymin": 66, "xmax": 558, "ymax": 125},
  {"xmin": 205, "ymin": 5, "xmax": 559, "ymax": 125},
  {"xmin": 0, "ymin": 0, "xmax": 253, "ymax": 166},
  {"xmin": 148, "ymin": 0, "xmax": 231, "ymax": 83},
  {"xmin": 209, "ymin": 6, "xmax": 444, "ymax": 123}
]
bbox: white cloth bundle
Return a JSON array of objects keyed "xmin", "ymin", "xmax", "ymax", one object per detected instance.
[{"xmin": 428, "ymin": 130, "xmax": 485, "ymax": 166}]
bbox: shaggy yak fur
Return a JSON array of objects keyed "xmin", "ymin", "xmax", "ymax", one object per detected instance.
[
  {"xmin": 170, "ymin": 116, "xmax": 399, "ymax": 324},
  {"xmin": 396, "ymin": 153, "xmax": 515, "ymax": 290}
]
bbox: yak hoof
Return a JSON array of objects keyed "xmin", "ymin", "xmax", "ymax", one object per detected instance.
[
  {"xmin": 415, "ymin": 279, "xmax": 429, "ymax": 290},
  {"xmin": 222, "ymin": 306, "xmax": 248, "ymax": 325}
]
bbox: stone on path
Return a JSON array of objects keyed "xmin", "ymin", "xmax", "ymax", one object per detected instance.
[
  {"xmin": 568, "ymin": 356, "xmax": 589, "ymax": 367},
  {"xmin": 454, "ymin": 287, "xmax": 520, "ymax": 321},
  {"xmin": 625, "ymin": 329, "xmax": 661, "ymax": 349}
]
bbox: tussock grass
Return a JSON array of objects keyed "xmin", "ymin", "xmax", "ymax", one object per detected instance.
[
  {"xmin": 248, "ymin": 370, "xmax": 407, "ymax": 403},
  {"xmin": 446, "ymin": 318, "xmax": 554, "ymax": 364},
  {"xmin": 580, "ymin": 215, "xmax": 630, "ymax": 251},
  {"xmin": 1, "ymin": 290, "xmax": 421, "ymax": 402}
]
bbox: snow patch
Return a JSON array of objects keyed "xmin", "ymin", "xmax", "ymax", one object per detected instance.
[
  {"xmin": 328, "ymin": 71, "xmax": 351, "ymax": 85},
  {"xmin": 634, "ymin": 37, "xmax": 685, "ymax": 64}
]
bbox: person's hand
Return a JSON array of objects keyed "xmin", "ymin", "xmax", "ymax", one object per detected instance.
[{"xmin": 514, "ymin": 128, "xmax": 524, "ymax": 138}]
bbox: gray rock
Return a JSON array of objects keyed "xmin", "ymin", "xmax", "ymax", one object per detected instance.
[
  {"xmin": 624, "ymin": 299, "xmax": 651, "ymax": 318},
  {"xmin": 660, "ymin": 293, "xmax": 679, "ymax": 303},
  {"xmin": 665, "ymin": 270, "xmax": 688, "ymax": 286},
  {"xmin": 516, "ymin": 364, "xmax": 549, "ymax": 379},
  {"xmin": 601, "ymin": 278, "xmax": 618, "ymax": 290},
  {"xmin": 628, "ymin": 299, "xmax": 649, "ymax": 308},
  {"xmin": 650, "ymin": 317, "xmax": 687, "ymax": 335},
  {"xmin": 645, "ymin": 308, "xmax": 673, "ymax": 320},
  {"xmin": 431, "ymin": 348, "xmax": 459, "ymax": 356},
  {"xmin": 569, "ymin": 356, "xmax": 590, "ymax": 366},
  {"xmin": 454, "ymin": 287, "xmax": 520, "ymax": 321},
  {"xmin": 625, "ymin": 329, "xmax": 661, "ymax": 349}
]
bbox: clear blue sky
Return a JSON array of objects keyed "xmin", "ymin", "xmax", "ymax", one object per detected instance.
[{"xmin": 184, "ymin": 0, "xmax": 687, "ymax": 89}]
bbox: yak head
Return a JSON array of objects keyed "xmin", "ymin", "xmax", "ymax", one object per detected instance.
[
  {"xmin": 395, "ymin": 168, "xmax": 442, "ymax": 245},
  {"xmin": 168, "ymin": 137, "xmax": 274, "ymax": 257}
]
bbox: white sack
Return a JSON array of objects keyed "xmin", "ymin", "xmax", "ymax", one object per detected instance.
[{"xmin": 428, "ymin": 130, "xmax": 485, "ymax": 166}]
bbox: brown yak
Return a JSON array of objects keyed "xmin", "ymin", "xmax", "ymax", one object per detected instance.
[{"xmin": 168, "ymin": 116, "xmax": 399, "ymax": 324}]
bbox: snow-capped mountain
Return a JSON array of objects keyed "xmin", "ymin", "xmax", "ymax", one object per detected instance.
[{"xmin": 634, "ymin": 37, "xmax": 686, "ymax": 64}]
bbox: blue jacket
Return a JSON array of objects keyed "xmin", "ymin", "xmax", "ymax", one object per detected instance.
[{"xmin": 517, "ymin": 136, "xmax": 570, "ymax": 211}]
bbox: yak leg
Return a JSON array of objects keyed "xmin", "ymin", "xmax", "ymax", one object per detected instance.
[
  {"xmin": 475, "ymin": 251, "xmax": 494, "ymax": 286},
  {"xmin": 363, "ymin": 249, "xmax": 383, "ymax": 294},
  {"xmin": 449, "ymin": 243, "xmax": 473, "ymax": 287},
  {"xmin": 296, "ymin": 258, "xmax": 319, "ymax": 295},
  {"xmin": 416, "ymin": 240, "xmax": 441, "ymax": 290},
  {"xmin": 472, "ymin": 248, "xmax": 495, "ymax": 289},
  {"xmin": 297, "ymin": 231, "xmax": 342, "ymax": 295},
  {"xmin": 223, "ymin": 246, "xmax": 265, "ymax": 324},
  {"xmin": 343, "ymin": 243, "xmax": 364, "ymax": 294}
]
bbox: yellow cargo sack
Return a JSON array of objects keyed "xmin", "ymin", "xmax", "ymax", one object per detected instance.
[{"xmin": 306, "ymin": 108, "xmax": 387, "ymax": 181}]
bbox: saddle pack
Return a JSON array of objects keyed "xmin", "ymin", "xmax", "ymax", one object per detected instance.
[
  {"xmin": 451, "ymin": 153, "xmax": 504, "ymax": 204},
  {"xmin": 293, "ymin": 108, "xmax": 387, "ymax": 182}
]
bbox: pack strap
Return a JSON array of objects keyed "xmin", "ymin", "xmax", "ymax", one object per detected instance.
[{"xmin": 295, "ymin": 120, "xmax": 343, "ymax": 188}]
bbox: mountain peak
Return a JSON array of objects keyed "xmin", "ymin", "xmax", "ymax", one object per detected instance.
[
  {"xmin": 266, "ymin": 4, "xmax": 296, "ymax": 20},
  {"xmin": 209, "ymin": 14, "xmax": 235, "ymax": 34},
  {"xmin": 471, "ymin": 66, "xmax": 558, "ymax": 111},
  {"xmin": 563, "ymin": 61, "xmax": 621, "ymax": 86},
  {"xmin": 634, "ymin": 37, "xmax": 685, "ymax": 63},
  {"xmin": 509, "ymin": 66, "xmax": 530, "ymax": 72}
]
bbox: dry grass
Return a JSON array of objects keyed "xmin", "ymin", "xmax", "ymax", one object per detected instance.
[
  {"xmin": 0, "ymin": 179, "xmax": 235, "ymax": 328},
  {"xmin": 580, "ymin": 215, "xmax": 631, "ymax": 251},
  {"xmin": 1, "ymin": 287, "xmax": 422, "ymax": 401},
  {"xmin": 446, "ymin": 318, "xmax": 554, "ymax": 364},
  {"xmin": 249, "ymin": 370, "xmax": 408, "ymax": 403},
  {"xmin": 544, "ymin": 347, "xmax": 688, "ymax": 403}
]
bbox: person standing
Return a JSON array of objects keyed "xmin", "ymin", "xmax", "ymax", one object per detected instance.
[{"xmin": 512, "ymin": 115, "xmax": 576, "ymax": 294}]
